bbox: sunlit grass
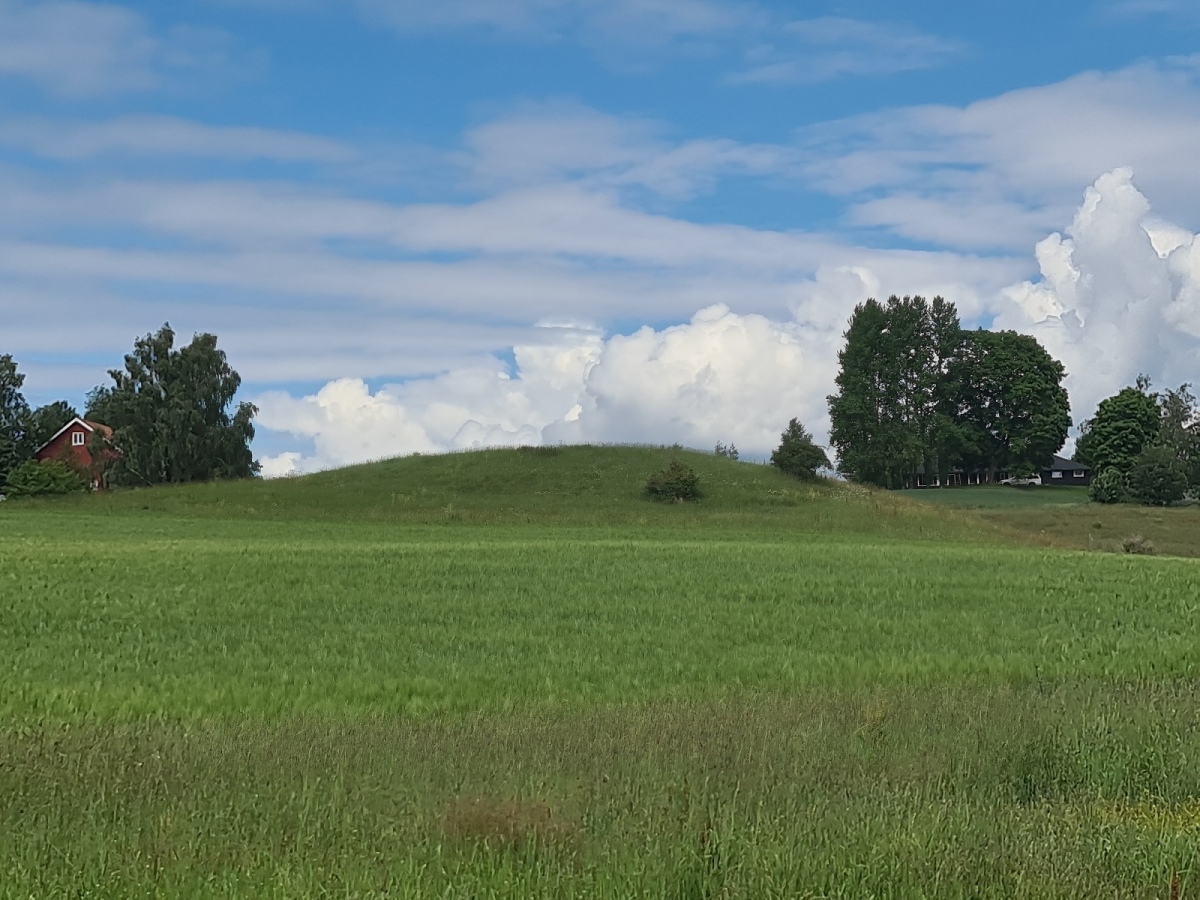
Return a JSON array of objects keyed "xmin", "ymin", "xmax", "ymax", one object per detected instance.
[{"xmin": 4, "ymin": 519, "xmax": 1199, "ymax": 722}]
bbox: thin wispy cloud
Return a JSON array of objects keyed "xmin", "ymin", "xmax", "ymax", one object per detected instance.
[
  {"xmin": 798, "ymin": 61, "xmax": 1200, "ymax": 249},
  {"xmin": 352, "ymin": 0, "xmax": 751, "ymax": 39},
  {"xmin": 0, "ymin": 0, "xmax": 255, "ymax": 97},
  {"xmin": 255, "ymin": 0, "xmax": 961, "ymax": 82},
  {"xmin": 459, "ymin": 102, "xmax": 797, "ymax": 198},
  {"xmin": 0, "ymin": 116, "xmax": 355, "ymax": 163},
  {"xmin": 731, "ymin": 16, "xmax": 966, "ymax": 84},
  {"xmin": 0, "ymin": 97, "xmax": 1022, "ymax": 409}
]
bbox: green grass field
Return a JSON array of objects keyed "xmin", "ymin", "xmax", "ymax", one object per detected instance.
[
  {"xmin": 900, "ymin": 482, "xmax": 1200, "ymax": 558},
  {"xmin": 3, "ymin": 446, "xmax": 1200, "ymax": 897},
  {"xmin": 897, "ymin": 484, "xmax": 1092, "ymax": 508}
]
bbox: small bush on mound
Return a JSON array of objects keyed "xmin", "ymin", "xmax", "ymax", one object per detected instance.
[
  {"xmin": 771, "ymin": 418, "xmax": 830, "ymax": 481},
  {"xmin": 644, "ymin": 459, "xmax": 701, "ymax": 502},
  {"xmin": 1121, "ymin": 535, "xmax": 1156, "ymax": 555},
  {"xmin": 3, "ymin": 460, "xmax": 87, "ymax": 497},
  {"xmin": 1128, "ymin": 445, "xmax": 1188, "ymax": 507},
  {"xmin": 1089, "ymin": 467, "xmax": 1128, "ymax": 504}
]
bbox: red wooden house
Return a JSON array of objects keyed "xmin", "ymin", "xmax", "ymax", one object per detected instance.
[{"xmin": 34, "ymin": 417, "xmax": 118, "ymax": 490}]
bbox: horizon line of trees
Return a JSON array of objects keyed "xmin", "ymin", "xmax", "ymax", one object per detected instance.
[{"xmin": 1, "ymin": 324, "xmax": 258, "ymax": 495}]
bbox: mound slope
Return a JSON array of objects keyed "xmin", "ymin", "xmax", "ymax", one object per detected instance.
[{"xmin": 7, "ymin": 444, "xmax": 1015, "ymax": 544}]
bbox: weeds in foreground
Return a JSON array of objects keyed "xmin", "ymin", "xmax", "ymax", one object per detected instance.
[{"xmin": 1122, "ymin": 533, "xmax": 1157, "ymax": 555}]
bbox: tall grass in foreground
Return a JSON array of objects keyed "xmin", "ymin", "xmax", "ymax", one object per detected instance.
[{"xmin": 4, "ymin": 685, "xmax": 1200, "ymax": 897}]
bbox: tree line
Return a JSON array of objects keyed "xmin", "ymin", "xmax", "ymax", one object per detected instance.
[
  {"xmin": 827, "ymin": 295, "xmax": 1071, "ymax": 489},
  {"xmin": 1, "ymin": 324, "xmax": 258, "ymax": 495}
]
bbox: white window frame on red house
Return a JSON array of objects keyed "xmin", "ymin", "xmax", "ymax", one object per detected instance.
[{"xmin": 72, "ymin": 431, "xmax": 85, "ymax": 447}]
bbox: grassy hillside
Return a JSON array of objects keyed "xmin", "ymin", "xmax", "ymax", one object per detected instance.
[
  {"xmin": 7, "ymin": 443, "xmax": 1025, "ymax": 543},
  {"xmin": 17, "ymin": 442, "xmax": 1196, "ymax": 555},
  {"xmin": 4, "ymin": 445, "xmax": 1200, "ymax": 896}
]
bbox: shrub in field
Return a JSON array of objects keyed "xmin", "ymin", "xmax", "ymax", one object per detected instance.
[
  {"xmin": 644, "ymin": 459, "xmax": 701, "ymax": 502},
  {"xmin": 1089, "ymin": 467, "xmax": 1129, "ymax": 504},
  {"xmin": 714, "ymin": 441, "xmax": 739, "ymax": 461},
  {"xmin": 2, "ymin": 460, "xmax": 86, "ymax": 497},
  {"xmin": 771, "ymin": 418, "xmax": 829, "ymax": 481},
  {"xmin": 1121, "ymin": 534, "xmax": 1156, "ymax": 555},
  {"xmin": 1128, "ymin": 445, "xmax": 1188, "ymax": 506}
]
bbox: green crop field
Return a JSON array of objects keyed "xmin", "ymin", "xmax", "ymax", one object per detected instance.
[{"xmin": 3, "ymin": 446, "xmax": 1200, "ymax": 897}]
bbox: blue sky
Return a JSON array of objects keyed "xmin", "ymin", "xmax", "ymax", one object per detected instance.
[{"xmin": 4, "ymin": 0, "xmax": 1200, "ymax": 470}]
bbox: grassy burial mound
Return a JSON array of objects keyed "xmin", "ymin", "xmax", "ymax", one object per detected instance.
[
  {"xmin": 3, "ymin": 445, "xmax": 1200, "ymax": 896},
  {"xmin": 39, "ymin": 443, "xmax": 996, "ymax": 534}
]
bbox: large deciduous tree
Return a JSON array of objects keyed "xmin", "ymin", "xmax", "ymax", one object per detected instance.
[
  {"xmin": 949, "ymin": 329, "xmax": 1071, "ymax": 479},
  {"xmin": 87, "ymin": 324, "xmax": 259, "ymax": 485},
  {"xmin": 0, "ymin": 354, "xmax": 31, "ymax": 487},
  {"xmin": 1073, "ymin": 376, "xmax": 1160, "ymax": 476}
]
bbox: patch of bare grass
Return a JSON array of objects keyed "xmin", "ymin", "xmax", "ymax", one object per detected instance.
[{"xmin": 442, "ymin": 796, "xmax": 580, "ymax": 856}]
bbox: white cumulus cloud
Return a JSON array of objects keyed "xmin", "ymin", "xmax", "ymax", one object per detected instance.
[
  {"xmin": 255, "ymin": 304, "xmax": 841, "ymax": 475},
  {"xmin": 256, "ymin": 169, "xmax": 1200, "ymax": 475},
  {"xmin": 997, "ymin": 168, "xmax": 1200, "ymax": 427}
]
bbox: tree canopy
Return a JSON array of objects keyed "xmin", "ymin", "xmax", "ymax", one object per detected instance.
[
  {"xmin": 1074, "ymin": 377, "xmax": 1161, "ymax": 476},
  {"xmin": 87, "ymin": 324, "xmax": 259, "ymax": 485},
  {"xmin": 949, "ymin": 329, "xmax": 1071, "ymax": 479},
  {"xmin": 827, "ymin": 295, "xmax": 963, "ymax": 488},
  {"xmin": 827, "ymin": 296, "xmax": 1070, "ymax": 488}
]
